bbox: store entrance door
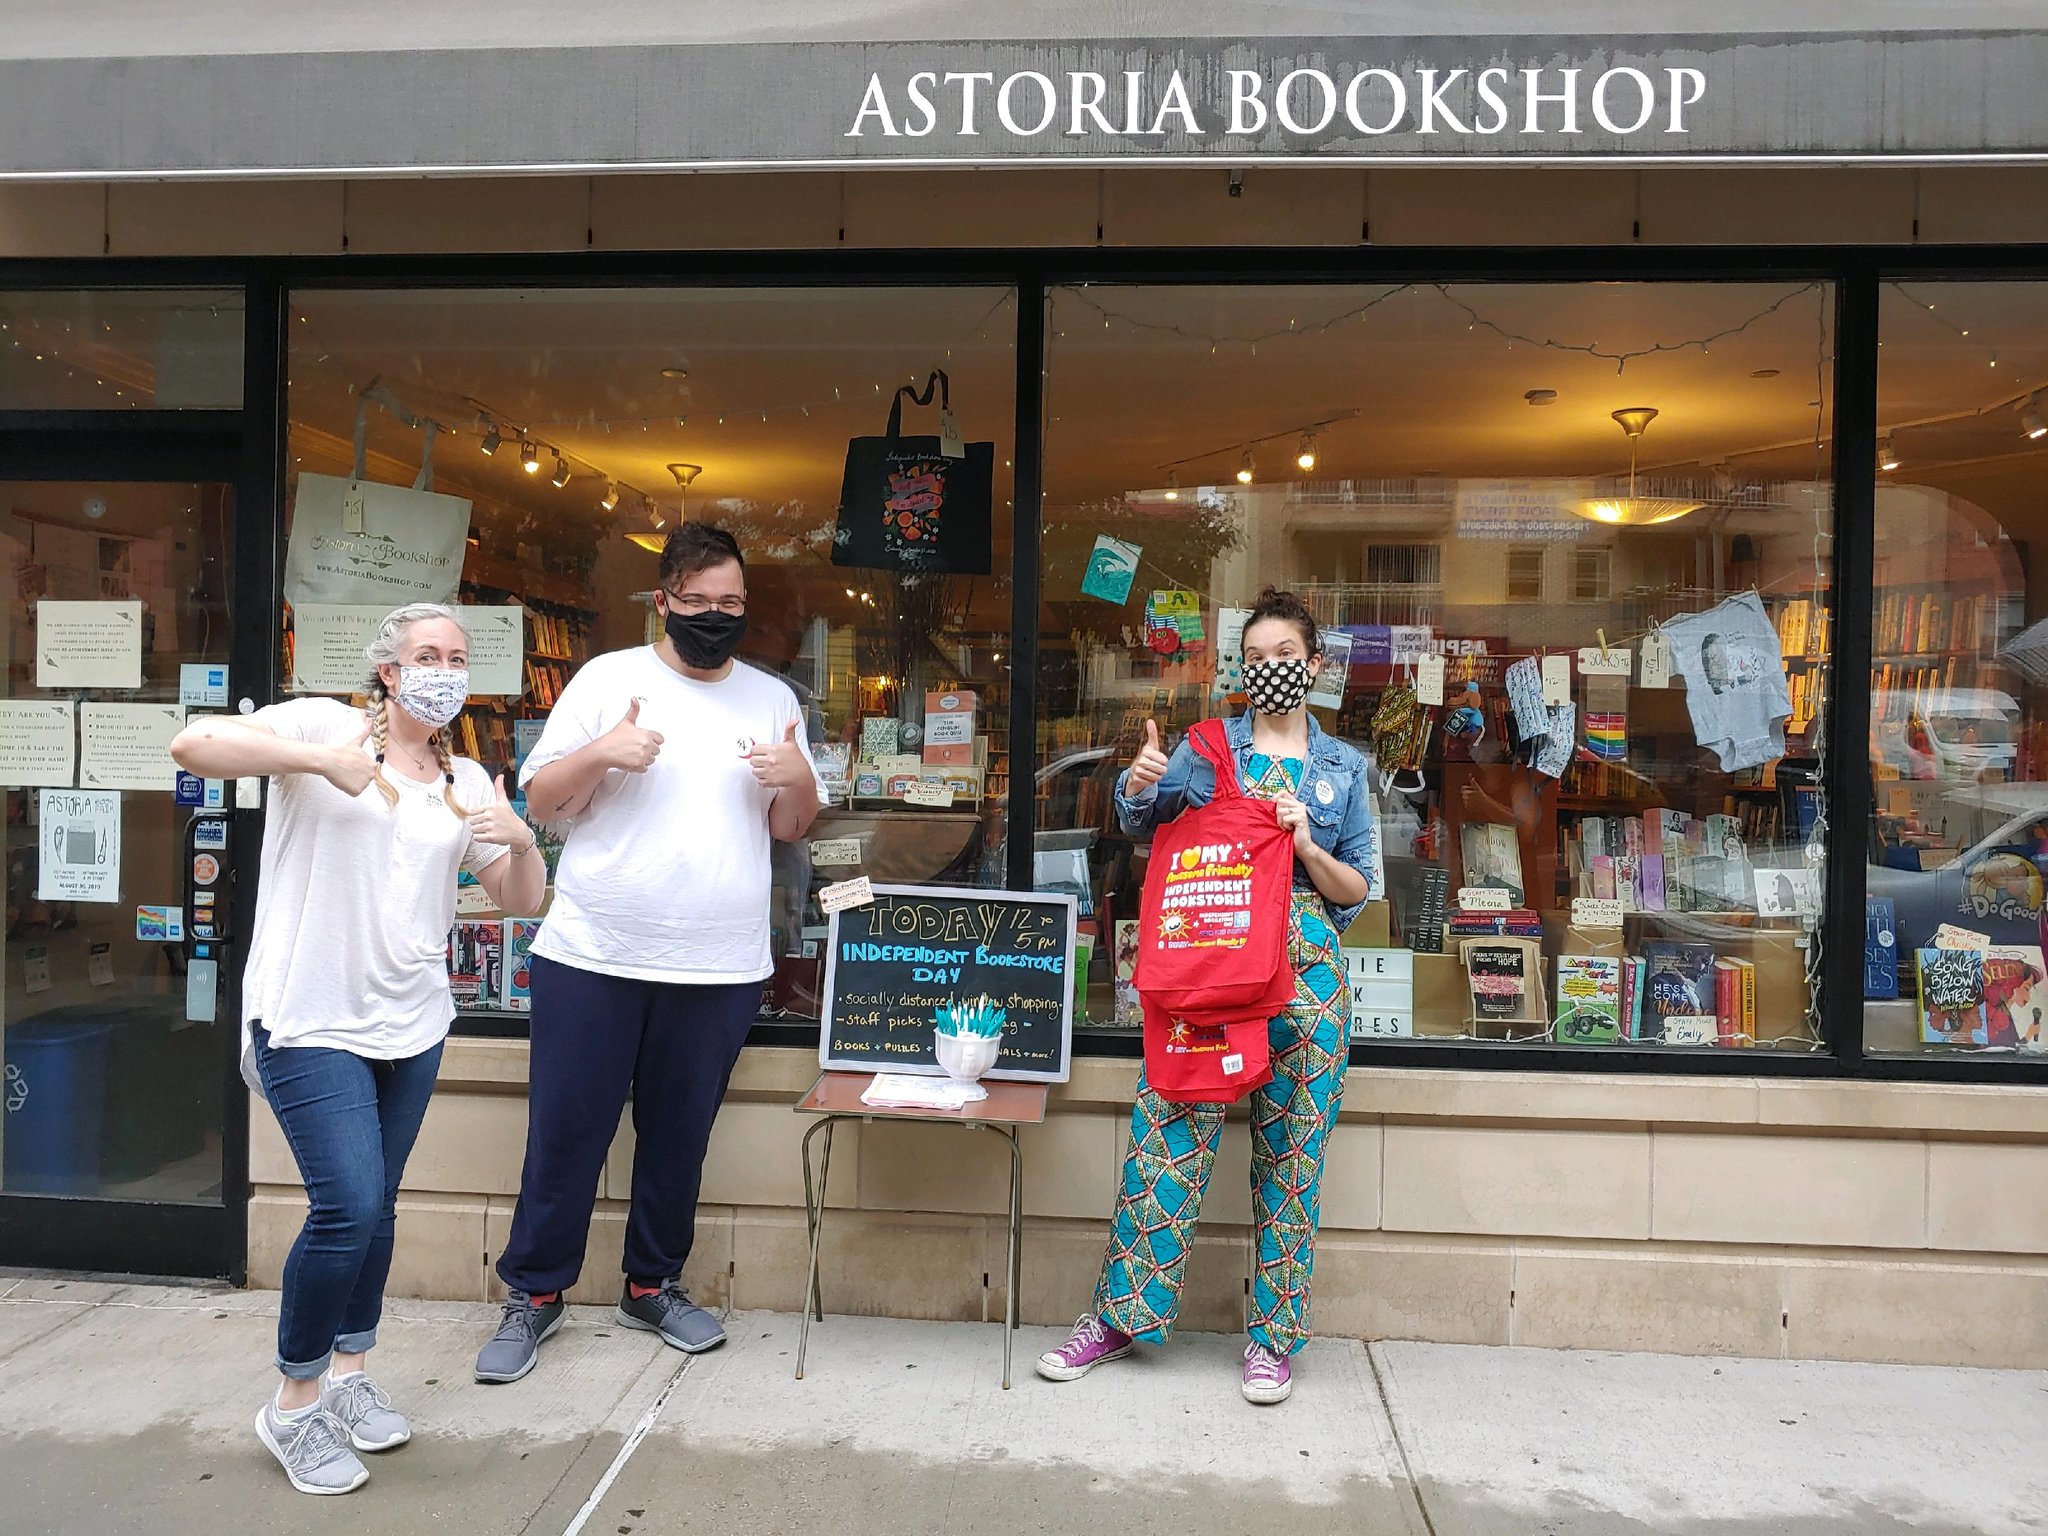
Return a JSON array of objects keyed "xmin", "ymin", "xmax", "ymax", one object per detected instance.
[{"xmin": 0, "ymin": 463, "xmax": 249, "ymax": 1280}]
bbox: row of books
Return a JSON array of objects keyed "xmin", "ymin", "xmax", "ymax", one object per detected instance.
[
  {"xmin": 1913, "ymin": 942, "xmax": 2048, "ymax": 1050},
  {"xmin": 1873, "ymin": 589, "xmax": 1984, "ymax": 658},
  {"xmin": 1551, "ymin": 944, "xmax": 1758, "ymax": 1046},
  {"xmin": 1786, "ymin": 666, "xmax": 1822, "ymax": 733},
  {"xmin": 1772, "ymin": 599, "xmax": 1833, "ymax": 661},
  {"xmin": 1565, "ymin": 811, "xmax": 1753, "ymax": 913},
  {"xmin": 525, "ymin": 610, "xmax": 583, "ymax": 661},
  {"xmin": 524, "ymin": 659, "xmax": 569, "ymax": 706}
]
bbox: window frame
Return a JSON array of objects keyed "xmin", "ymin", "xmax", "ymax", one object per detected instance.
[{"xmin": 0, "ymin": 245, "xmax": 2041, "ymax": 1084}]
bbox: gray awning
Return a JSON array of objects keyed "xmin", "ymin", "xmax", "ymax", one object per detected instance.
[{"xmin": 1, "ymin": 5, "xmax": 2045, "ymax": 178}]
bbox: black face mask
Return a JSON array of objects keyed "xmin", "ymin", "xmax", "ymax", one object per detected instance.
[{"xmin": 665, "ymin": 605, "xmax": 748, "ymax": 670}]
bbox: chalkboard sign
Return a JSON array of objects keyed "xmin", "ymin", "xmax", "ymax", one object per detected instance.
[{"xmin": 819, "ymin": 883, "xmax": 1076, "ymax": 1083}]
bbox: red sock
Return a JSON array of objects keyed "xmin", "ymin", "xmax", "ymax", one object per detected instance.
[
  {"xmin": 528, "ymin": 1292, "xmax": 559, "ymax": 1305},
  {"xmin": 628, "ymin": 1282, "xmax": 662, "ymax": 1300}
]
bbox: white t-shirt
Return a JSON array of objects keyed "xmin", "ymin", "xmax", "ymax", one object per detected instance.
[
  {"xmin": 240, "ymin": 698, "xmax": 508, "ymax": 1074},
  {"xmin": 520, "ymin": 646, "xmax": 827, "ymax": 985}
]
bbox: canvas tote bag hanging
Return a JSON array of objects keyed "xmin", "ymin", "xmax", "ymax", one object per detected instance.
[
  {"xmin": 284, "ymin": 385, "xmax": 473, "ymax": 609},
  {"xmin": 832, "ymin": 369, "xmax": 994, "ymax": 576},
  {"xmin": 1133, "ymin": 721, "xmax": 1297, "ymax": 1103}
]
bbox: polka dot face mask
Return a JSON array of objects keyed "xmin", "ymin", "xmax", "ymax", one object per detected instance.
[{"xmin": 1242, "ymin": 656, "xmax": 1312, "ymax": 716}]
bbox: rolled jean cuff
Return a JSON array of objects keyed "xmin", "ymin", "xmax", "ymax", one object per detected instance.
[
  {"xmin": 333, "ymin": 1326, "xmax": 378, "ymax": 1356},
  {"xmin": 276, "ymin": 1348, "xmax": 332, "ymax": 1382}
]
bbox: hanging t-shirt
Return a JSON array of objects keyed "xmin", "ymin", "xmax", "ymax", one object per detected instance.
[
  {"xmin": 1660, "ymin": 592, "xmax": 1794, "ymax": 773},
  {"xmin": 239, "ymin": 697, "xmax": 507, "ymax": 1080},
  {"xmin": 520, "ymin": 646, "xmax": 827, "ymax": 985}
]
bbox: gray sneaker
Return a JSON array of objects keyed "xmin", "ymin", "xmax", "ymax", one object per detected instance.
[
  {"xmin": 321, "ymin": 1370, "xmax": 411, "ymax": 1452},
  {"xmin": 474, "ymin": 1290, "xmax": 567, "ymax": 1384},
  {"xmin": 255, "ymin": 1399, "xmax": 369, "ymax": 1496},
  {"xmin": 616, "ymin": 1281, "xmax": 725, "ymax": 1353}
]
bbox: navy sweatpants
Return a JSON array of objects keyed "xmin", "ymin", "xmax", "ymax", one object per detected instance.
[{"xmin": 495, "ymin": 954, "xmax": 758, "ymax": 1295}]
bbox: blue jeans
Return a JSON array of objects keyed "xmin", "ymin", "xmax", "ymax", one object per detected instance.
[{"xmin": 252, "ymin": 1023, "xmax": 444, "ymax": 1380}]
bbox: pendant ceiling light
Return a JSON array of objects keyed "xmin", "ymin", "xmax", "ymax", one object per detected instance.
[{"xmin": 1572, "ymin": 406, "xmax": 1703, "ymax": 527}]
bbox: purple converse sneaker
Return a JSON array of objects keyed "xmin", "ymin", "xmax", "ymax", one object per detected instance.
[
  {"xmin": 1035, "ymin": 1314, "xmax": 1134, "ymax": 1382},
  {"xmin": 1242, "ymin": 1341, "xmax": 1292, "ymax": 1404}
]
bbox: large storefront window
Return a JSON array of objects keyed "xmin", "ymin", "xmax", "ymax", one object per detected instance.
[
  {"xmin": 286, "ymin": 286, "xmax": 1016, "ymax": 1025},
  {"xmin": 1866, "ymin": 279, "xmax": 2048, "ymax": 1058},
  {"xmin": 1042, "ymin": 281, "xmax": 1836, "ymax": 1051}
]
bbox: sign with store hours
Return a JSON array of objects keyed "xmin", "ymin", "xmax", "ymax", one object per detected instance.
[{"xmin": 820, "ymin": 883, "xmax": 1076, "ymax": 1083}]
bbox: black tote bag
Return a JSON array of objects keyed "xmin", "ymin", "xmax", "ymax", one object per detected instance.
[{"xmin": 833, "ymin": 370, "xmax": 994, "ymax": 575}]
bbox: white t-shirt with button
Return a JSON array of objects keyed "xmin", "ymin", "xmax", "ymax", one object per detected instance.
[
  {"xmin": 239, "ymin": 697, "xmax": 508, "ymax": 1075},
  {"xmin": 519, "ymin": 646, "xmax": 826, "ymax": 986}
]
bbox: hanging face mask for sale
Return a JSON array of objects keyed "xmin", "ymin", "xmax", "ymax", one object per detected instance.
[
  {"xmin": 665, "ymin": 604, "xmax": 748, "ymax": 670},
  {"xmin": 1242, "ymin": 656, "xmax": 1313, "ymax": 716},
  {"xmin": 395, "ymin": 665, "xmax": 469, "ymax": 728}
]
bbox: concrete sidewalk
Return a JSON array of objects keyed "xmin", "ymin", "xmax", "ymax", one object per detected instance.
[{"xmin": 1, "ymin": 1276, "xmax": 2044, "ymax": 1535}]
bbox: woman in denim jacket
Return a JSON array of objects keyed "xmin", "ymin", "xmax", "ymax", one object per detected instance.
[{"xmin": 1037, "ymin": 589, "xmax": 1379, "ymax": 1405}]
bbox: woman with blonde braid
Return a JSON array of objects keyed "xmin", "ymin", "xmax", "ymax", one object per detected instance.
[{"xmin": 171, "ymin": 602, "xmax": 546, "ymax": 1495}]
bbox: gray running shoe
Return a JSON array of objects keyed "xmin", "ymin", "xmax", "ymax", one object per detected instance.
[
  {"xmin": 255, "ymin": 1399, "xmax": 369, "ymax": 1496},
  {"xmin": 616, "ymin": 1281, "xmax": 725, "ymax": 1353},
  {"xmin": 474, "ymin": 1290, "xmax": 567, "ymax": 1384},
  {"xmin": 321, "ymin": 1370, "xmax": 411, "ymax": 1452}
]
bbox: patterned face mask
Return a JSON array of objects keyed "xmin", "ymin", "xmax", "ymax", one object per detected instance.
[
  {"xmin": 1242, "ymin": 657, "xmax": 1312, "ymax": 716},
  {"xmin": 395, "ymin": 665, "xmax": 469, "ymax": 728}
]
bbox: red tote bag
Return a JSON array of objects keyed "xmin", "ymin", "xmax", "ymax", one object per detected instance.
[{"xmin": 1133, "ymin": 720, "xmax": 1298, "ymax": 1103}]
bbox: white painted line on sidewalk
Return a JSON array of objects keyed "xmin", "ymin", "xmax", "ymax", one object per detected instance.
[{"xmin": 559, "ymin": 1355, "xmax": 693, "ymax": 1536}]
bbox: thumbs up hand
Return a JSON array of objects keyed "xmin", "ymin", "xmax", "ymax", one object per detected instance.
[
  {"xmin": 600, "ymin": 696, "xmax": 664, "ymax": 774},
  {"xmin": 318, "ymin": 716, "xmax": 379, "ymax": 797},
  {"xmin": 468, "ymin": 770, "xmax": 536, "ymax": 849},
  {"xmin": 748, "ymin": 717, "xmax": 812, "ymax": 791},
  {"xmin": 1126, "ymin": 718, "xmax": 1171, "ymax": 795}
]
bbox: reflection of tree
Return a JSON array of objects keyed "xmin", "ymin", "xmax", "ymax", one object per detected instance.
[{"xmin": 1043, "ymin": 493, "xmax": 1244, "ymax": 641}]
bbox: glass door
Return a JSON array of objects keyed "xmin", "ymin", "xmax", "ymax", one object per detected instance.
[{"xmin": 1, "ymin": 476, "xmax": 241, "ymax": 1274}]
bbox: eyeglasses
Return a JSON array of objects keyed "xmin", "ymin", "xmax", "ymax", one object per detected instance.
[{"xmin": 667, "ymin": 591, "xmax": 747, "ymax": 616}]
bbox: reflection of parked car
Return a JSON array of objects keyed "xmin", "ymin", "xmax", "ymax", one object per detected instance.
[
  {"xmin": 1870, "ymin": 782, "xmax": 2048, "ymax": 949},
  {"xmin": 1870, "ymin": 689, "xmax": 2020, "ymax": 782}
]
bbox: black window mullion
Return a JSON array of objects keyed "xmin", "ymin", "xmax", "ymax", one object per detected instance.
[
  {"xmin": 1005, "ymin": 274, "xmax": 1047, "ymax": 893},
  {"xmin": 1823, "ymin": 266, "xmax": 1881, "ymax": 1074}
]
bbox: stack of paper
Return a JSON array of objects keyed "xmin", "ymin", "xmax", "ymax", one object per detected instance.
[{"xmin": 860, "ymin": 1073, "xmax": 980, "ymax": 1111}]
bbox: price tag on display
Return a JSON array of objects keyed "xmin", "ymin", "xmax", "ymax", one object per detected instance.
[
  {"xmin": 808, "ymin": 837, "xmax": 862, "ymax": 867},
  {"xmin": 1572, "ymin": 897, "xmax": 1625, "ymax": 929},
  {"xmin": 1577, "ymin": 647, "xmax": 1632, "ymax": 677},
  {"xmin": 1457, "ymin": 886, "xmax": 1512, "ymax": 912},
  {"xmin": 818, "ymin": 876, "xmax": 876, "ymax": 915},
  {"xmin": 1541, "ymin": 654, "xmax": 1571, "ymax": 706},
  {"xmin": 937, "ymin": 408, "xmax": 965, "ymax": 460},
  {"xmin": 903, "ymin": 782, "xmax": 956, "ymax": 808},
  {"xmin": 1416, "ymin": 653, "xmax": 1446, "ymax": 706},
  {"xmin": 1640, "ymin": 633, "xmax": 1673, "ymax": 689},
  {"xmin": 341, "ymin": 484, "xmax": 367, "ymax": 534}
]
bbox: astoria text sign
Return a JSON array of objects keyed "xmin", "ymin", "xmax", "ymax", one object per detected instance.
[
  {"xmin": 847, "ymin": 63, "xmax": 1710, "ymax": 145},
  {"xmin": 1, "ymin": 31, "xmax": 2045, "ymax": 176}
]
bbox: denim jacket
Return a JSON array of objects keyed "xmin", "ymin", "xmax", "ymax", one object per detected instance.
[{"xmin": 1113, "ymin": 712, "xmax": 1381, "ymax": 934}]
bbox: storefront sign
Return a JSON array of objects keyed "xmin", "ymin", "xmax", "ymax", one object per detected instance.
[
  {"xmin": 820, "ymin": 884, "xmax": 1076, "ymax": 1082},
  {"xmin": 0, "ymin": 701, "xmax": 76, "ymax": 788},
  {"xmin": 79, "ymin": 703, "xmax": 185, "ymax": 792},
  {"xmin": 1, "ymin": 32, "xmax": 2044, "ymax": 177}
]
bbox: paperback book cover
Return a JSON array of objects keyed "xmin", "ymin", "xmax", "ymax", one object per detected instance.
[
  {"xmin": 1460, "ymin": 823, "xmax": 1525, "ymax": 905},
  {"xmin": 502, "ymin": 917, "xmax": 541, "ymax": 1012},
  {"xmin": 1915, "ymin": 946, "xmax": 1988, "ymax": 1046},
  {"xmin": 1555, "ymin": 955, "xmax": 1624, "ymax": 1044},
  {"xmin": 1981, "ymin": 945, "xmax": 2048, "ymax": 1051},
  {"xmin": 448, "ymin": 919, "xmax": 504, "ymax": 1009},
  {"xmin": 1643, "ymin": 941, "xmax": 1718, "ymax": 1041},
  {"xmin": 1462, "ymin": 937, "xmax": 1546, "ymax": 1026},
  {"xmin": 1864, "ymin": 898, "xmax": 1899, "ymax": 999}
]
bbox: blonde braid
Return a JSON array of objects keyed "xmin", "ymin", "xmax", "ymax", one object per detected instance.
[
  {"xmin": 431, "ymin": 728, "xmax": 470, "ymax": 818},
  {"xmin": 365, "ymin": 685, "xmax": 400, "ymax": 808}
]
